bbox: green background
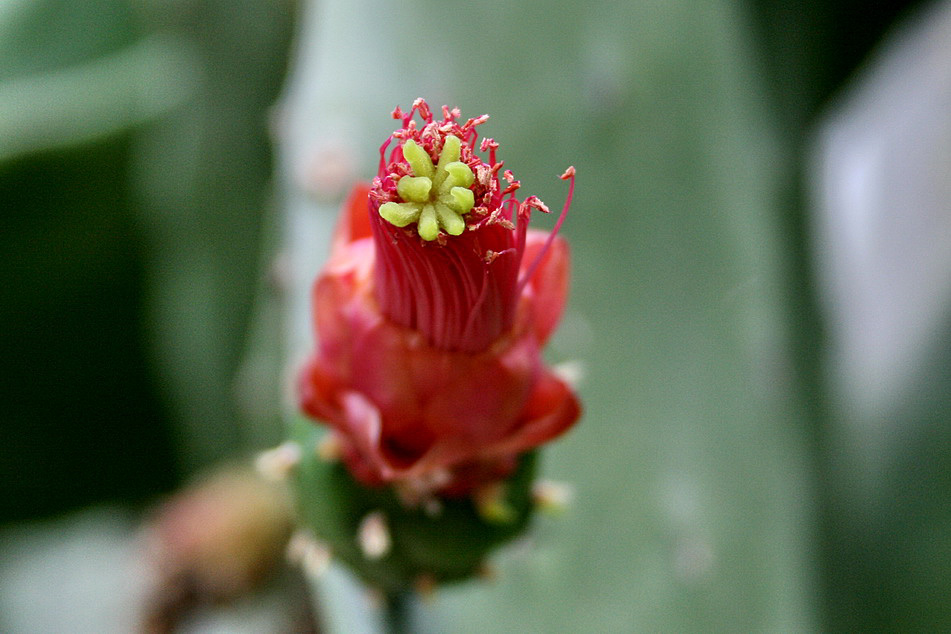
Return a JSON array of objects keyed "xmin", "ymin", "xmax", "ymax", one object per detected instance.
[{"xmin": 2, "ymin": 0, "xmax": 945, "ymax": 631}]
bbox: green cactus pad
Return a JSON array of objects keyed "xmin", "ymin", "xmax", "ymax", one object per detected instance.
[{"xmin": 289, "ymin": 416, "xmax": 537, "ymax": 592}]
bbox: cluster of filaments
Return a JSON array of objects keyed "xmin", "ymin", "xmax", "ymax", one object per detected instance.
[
  {"xmin": 372, "ymin": 100, "xmax": 575, "ymax": 309},
  {"xmin": 378, "ymin": 135, "xmax": 476, "ymax": 241}
]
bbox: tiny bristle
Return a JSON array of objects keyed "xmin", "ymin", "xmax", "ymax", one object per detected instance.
[
  {"xmin": 477, "ymin": 562, "xmax": 499, "ymax": 583},
  {"xmin": 414, "ymin": 573, "xmax": 438, "ymax": 602},
  {"xmin": 254, "ymin": 442, "xmax": 301, "ymax": 481},
  {"xmin": 474, "ymin": 482, "xmax": 516, "ymax": 525},
  {"xmin": 423, "ymin": 498, "xmax": 443, "ymax": 518},
  {"xmin": 358, "ymin": 511, "xmax": 391, "ymax": 560},
  {"xmin": 316, "ymin": 434, "xmax": 342, "ymax": 462},
  {"xmin": 552, "ymin": 360, "xmax": 586, "ymax": 389},
  {"xmin": 364, "ymin": 587, "xmax": 384, "ymax": 610},
  {"xmin": 532, "ymin": 480, "xmax": 575, "ymax": 514},
  {"xmin": 286, "ymin": 531, "xmax": 332, "ymax": 577}
]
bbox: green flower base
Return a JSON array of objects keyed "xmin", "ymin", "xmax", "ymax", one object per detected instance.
[{"xmin": 289, "ymin": 416, "xmax": 537, "ymax": 593}]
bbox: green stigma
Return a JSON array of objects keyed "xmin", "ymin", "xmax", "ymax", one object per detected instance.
[{"xmin": 379, "ymin": 135, "xmax": 476, "ymax": 241}]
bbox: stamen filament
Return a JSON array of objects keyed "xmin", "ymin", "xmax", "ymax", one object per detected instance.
[{"xmin": 516, "ymin": 166, "xmax": 575, "ymax": 295}]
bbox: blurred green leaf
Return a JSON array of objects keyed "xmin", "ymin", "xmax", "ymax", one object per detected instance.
[
  {"xmin": 0, "ymin": 35, "xmax": 197, "ymax": 162},
  {"xmin": 0, "ymin": 0, "xmax": 295, "ymax": 520},
  {"xmin": 0, "ymin": 0, "xmax": 182, "ymax": 521},
  {"xmin": 131, "ymin": 0, "xmax": 296, "ymax": 471},
  {"xmin": 0, "ymin": 0, "xmax": 135, "ymax": 78}
]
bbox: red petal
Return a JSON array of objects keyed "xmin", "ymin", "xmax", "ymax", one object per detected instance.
[
  {"xmin": 520, "ymin": 230, "xmax": 570, "ymax": 345},
  {"xmin": 481, "ymin": 368, "xmax": 581, "ymax": 460},
  {"xmin": 298, "ymin": 191, "xmax": 580, "ymax": 492},
  {"xmin": 330, "ymin": 183, "xmax": 373, "ymax": 257},
  {"xmin": 338, "ymin": 390, "xmax": 394, "ymax": 478},
  {"xmin": 298, "ymin": 355, "xmax": 341, "ymax": 423}
]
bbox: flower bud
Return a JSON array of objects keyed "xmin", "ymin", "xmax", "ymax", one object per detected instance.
[
  {"xmin": 293, "ymin": 99, "xmax": 580, "ymax": 589},
  {"xmin": 299, "ymin": 100, "xmax": 580, "ymax": 496}
]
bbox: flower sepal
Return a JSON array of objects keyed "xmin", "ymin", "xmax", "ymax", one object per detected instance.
[{"xmin": 289, "ymin": 416, "xmax": 537, "ymax": 592}]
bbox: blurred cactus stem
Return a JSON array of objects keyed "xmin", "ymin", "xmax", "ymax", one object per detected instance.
[{"xmin": 273, "ymin": 1, "xmax": 578, "ymax": 630}]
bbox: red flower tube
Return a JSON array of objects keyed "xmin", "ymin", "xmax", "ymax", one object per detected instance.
[{"xmin": 298, "ymin": 99, "xmax": 580, "ymax": 497}]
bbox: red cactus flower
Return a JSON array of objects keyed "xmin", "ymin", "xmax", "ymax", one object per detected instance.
[{"xmin": 298, "ymin": 99, "xmax": 580, "ymax": 496}]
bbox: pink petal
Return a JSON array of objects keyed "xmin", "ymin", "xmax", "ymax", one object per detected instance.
[
  {"xmin": 480, "ymin": 368, "xmax": 581, "ymax": 460},
  {"xmin": 330, "ymin": 183, "xmax": 373, "ymax": 258},
  {"xmin": 520, "ymin": 230, "xmax": 570, "ymax": 345}
]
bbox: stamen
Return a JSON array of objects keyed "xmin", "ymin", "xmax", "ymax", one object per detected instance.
[
  {"xmin": 516, "ymin": 166, "xmax": 575, "ymax": 295},
  {"xmin": 378, "ymin": 137, "xmax": 392, "ymax": 175},
  {"xmin": 369, "ymin": 100, "xmax": 579, "ymax": 355}
]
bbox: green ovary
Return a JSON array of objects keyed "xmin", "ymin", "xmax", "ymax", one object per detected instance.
[{"xmin": 379, "ymin": 135, "xmax": 476, "ymax": 241}]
